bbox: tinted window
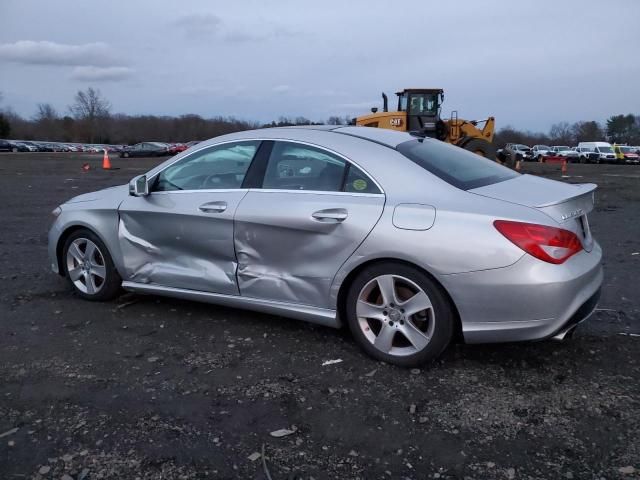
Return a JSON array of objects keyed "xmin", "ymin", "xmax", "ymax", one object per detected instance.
[
  {"xmin": 154, "ymin": 141, "xmax": 259, "ymax": 191},
  {"xmin": 397, "ymin": 139, "xmax": 519, "ymax": 190},
  {"xmin": 263, "ymin": 142, "xmax": 347, "ymax": 191}
]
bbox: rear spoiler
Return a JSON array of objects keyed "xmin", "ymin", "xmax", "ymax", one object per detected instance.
[{"xmin": 535, "ymin": 183, "xmax": 597, "ymax": 208}]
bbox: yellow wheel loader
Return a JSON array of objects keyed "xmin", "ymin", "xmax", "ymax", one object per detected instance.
[{"xmin": 355, "ymin": 89, "xmax": 497, "ymax": 160}]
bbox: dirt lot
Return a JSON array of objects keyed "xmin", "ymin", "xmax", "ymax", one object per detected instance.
[{"xmin": 0, "ymin": 153, "xmax": 639, "ymax": 479}]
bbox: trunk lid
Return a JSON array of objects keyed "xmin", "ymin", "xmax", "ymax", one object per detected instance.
[{"xmin": 470, "ymin": 174, "xmax": 597, "ymax": 251}]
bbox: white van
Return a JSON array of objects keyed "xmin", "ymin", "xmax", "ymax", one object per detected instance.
[{"xmin": 577, "ymin": 142, "xmax": 617, "ymax": 163}]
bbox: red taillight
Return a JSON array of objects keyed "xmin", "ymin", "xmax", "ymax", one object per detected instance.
[{"xmin": 494, "ymin": 220, "xmax": 583, "ymax": 264}]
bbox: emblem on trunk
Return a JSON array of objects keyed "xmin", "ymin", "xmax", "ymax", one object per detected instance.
[{"xmin": 561, "ymin": 209, "xmax": 583, "ymax": 221}]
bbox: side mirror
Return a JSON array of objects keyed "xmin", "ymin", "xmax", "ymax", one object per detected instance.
[{"xmin": 129, "ymin": 175, "xmax": 149, "ymax": 197}]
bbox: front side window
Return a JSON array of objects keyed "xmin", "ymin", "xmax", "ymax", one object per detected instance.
[
  {"xmin": 153, "ymin": 141, "xmax": 259, "ymax": 191},
  {"xmin": 397, "ymin": 139, "xmax": 518, "ymax": 190}
]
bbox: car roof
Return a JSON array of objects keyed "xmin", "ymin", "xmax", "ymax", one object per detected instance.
[{"xmin": 259, "ymin": 125, "xmax": 416, "ymax": 148}]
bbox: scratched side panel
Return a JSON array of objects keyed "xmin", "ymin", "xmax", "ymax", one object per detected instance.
[{"xmin": 117, "ymin": 191, "xmax": 247, "ymax": 295}]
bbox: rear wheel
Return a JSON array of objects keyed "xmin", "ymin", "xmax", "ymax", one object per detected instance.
[
  {"xmin": 63, "ymin": 230, "xmax": 121, "ymax": 301},
  {"xmin": 345, "ymin": 262, "xmax": 454, "ymax": 367}
]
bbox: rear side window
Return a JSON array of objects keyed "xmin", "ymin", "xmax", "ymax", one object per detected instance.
[
  {"xmin": 397, "ymin": 139, "xmax": 518, "ymax": 190},
  {"xmin": 262, "ymin": 141, "xmax": 381, "ymax": 194}
]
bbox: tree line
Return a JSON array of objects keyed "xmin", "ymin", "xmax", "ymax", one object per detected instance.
[
  {"xmin": 0, "ymin": 88, "xmax": 638, "ymax": 146},
  {"xmin": 494, "ymin": 115, "xmax": 640, "ymax": 147}
]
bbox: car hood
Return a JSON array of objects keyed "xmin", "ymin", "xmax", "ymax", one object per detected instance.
[
  {"xmin": 470, "ymin": 174, "xmax": 597, "ymax": 223},
  {"xmin": 65, "ymin": 184, "xmax": 129, "ymax": 205}
]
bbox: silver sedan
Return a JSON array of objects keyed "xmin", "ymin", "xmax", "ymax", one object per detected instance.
[{"xmin": 48, "ymin": 126, "xmax": 603, "ymax": 366}]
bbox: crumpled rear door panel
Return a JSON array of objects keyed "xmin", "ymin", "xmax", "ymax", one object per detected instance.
[{"xmin": 234, "ymin": 191, "xmax": 384, "ymax": 308}]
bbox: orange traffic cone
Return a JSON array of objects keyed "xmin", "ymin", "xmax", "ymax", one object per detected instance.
[
  {"xmin": 515, "ymin": 159, "xmax": 521, "ymax": 171},
  {"xmin": 561, "ymin": 159, "xmax": 568, "ymax": 177},
  {"xmin": 102, "ymin": 149, "xmax": 112, "ymax": 170}
]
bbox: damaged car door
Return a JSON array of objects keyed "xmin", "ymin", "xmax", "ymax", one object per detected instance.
[
  {"xmin": 118, "ymin": 140, "xmax": 261, "ymax": 294},
  {"xmin": 234, "ymin": 140, "xmax": 385, "ymax": 308}
]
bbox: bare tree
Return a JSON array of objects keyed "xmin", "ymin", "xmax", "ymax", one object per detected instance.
[
  {"xmin": 549, "ymin": 122, "xmax": 574, "ymax": 145},
  {"xmin": 31, "ymin": 103, "xmax": 60, "ymax": 140},
  {"xmin": 571, "ymin": 121, "xmax": 604, "ymax": 143},
  {"xmin": 69, "ymin": 87, "xmax": 111, "ymax": 143},
  {"xmin": 34, "ymin": 103, "xmax": 58, "ymax": 122}
]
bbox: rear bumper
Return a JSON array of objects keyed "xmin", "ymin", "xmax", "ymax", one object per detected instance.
[{"xmin": 439, "ymin": 242, "xmax": 603, "ymax": 344}]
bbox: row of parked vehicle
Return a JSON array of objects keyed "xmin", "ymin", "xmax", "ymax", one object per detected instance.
[
  {"xmin": 498, "ymin": 142, "xmax": 640, "ymax": 165},
  {"xmin": 0, "ymin": 139, "xmax": 201, "ymax": 156},
  {"xmin": 118, "ymin": 141, "xmax": 200, "ymax": 157}
]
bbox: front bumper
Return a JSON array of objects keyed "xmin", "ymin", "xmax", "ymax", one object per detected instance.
[{"xmin": 439, "ymin": 242, "xmax": 603, "ymax": 344}]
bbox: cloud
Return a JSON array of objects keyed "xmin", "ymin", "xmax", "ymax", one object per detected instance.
[
  {"xmin": 0, "ymin": 40, "xmax": 116, "ymax": 66},
  {"xmin": 172, "ymin": 13, "xmax": 222, "ymax": 37},
  {"xmin": 272, "ymin": 85, "xmax": 291, "ymax": 94},
  {"xmin": 70, "ymin": 66, "xmax": 134, "ymax": 82},
  {"xmin": 172, "ymin": 13, "xmax": 298, "ymax": 43}
]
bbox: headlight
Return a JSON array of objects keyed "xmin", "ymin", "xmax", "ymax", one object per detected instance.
[{"xmin": 52, "ymin": 206, "xmax": 62, "ymax": 217}]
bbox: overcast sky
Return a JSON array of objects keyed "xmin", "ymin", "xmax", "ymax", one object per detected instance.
[{"xmin": 1, "ymin": 0, "xmax": 639, "ymax": 131}]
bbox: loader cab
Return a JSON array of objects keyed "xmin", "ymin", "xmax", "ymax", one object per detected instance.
[{"xmin": 396, "ymin": 89, "xmax": 444, "ymax": 137}]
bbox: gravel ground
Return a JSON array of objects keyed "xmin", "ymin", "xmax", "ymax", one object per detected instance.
[{"xmin": 0, "ymin": 153, "xmax": 638, "ymax": 479}]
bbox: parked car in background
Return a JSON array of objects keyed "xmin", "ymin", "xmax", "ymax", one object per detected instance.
[
  {"xmin": 551, "ymin": 146, "xmax": 580, "ymax": 162},
  {"xmin": 18, "ymin": 141, "xmax": 44, "ymax": 152},
  {"xmin": 9, "ymin": 141, "xmax": 34, "ymax": 152},
  {"xmin": 531, "ymin": 145, "xmax": 553, "ymax": 161},
  {"xmin": 120, "ymin": 142, "xmax": 170, "ymax": 158},
  {"xmin": 613, "ymin": 145, "xmax": 640, "ymax": 164},
  {"xmin": 578, "ymin": 142, "xmax": 616, "ymax": 163},
  {"xmin": 0, "ymin": 139, "xmax": 14, "ymax": 152},
  {"xmin": 503, "ymin": 143, "xmax": 533, "ymax": 162},
  {"xmin": 574, "ymin": 146, "xmax": 599, "ymax": 163},
  {"xmin": 48, "ymin": 126, "xmax": 603, "ymax": 366},
  {"xmin": 167, "ymin": 143, "xmax": 188, "ymax": 155},
  {"xmin": 185, "ymin": 140, "xmax": 201, "ymax": 148}
]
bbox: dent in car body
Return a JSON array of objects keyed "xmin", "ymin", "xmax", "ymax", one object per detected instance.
[
  {"xmin": 234, "ymin": 190, "xmax": 385, "ymax": 308},
  {"xmin": 117, "ymin": 190, "xmax": 248, "ymax": 294}
]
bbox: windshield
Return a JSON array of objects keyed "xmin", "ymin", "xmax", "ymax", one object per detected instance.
[
  {"xmin": 537, "ymin": 145, "xmax": 551, "ymax": 149},
  {"xmin": 407, "ymin": 94, "xmax": 438, "ymax": 115},
  {"xmin": 397, "ymin": 139, "xmax": 518, "ymax": 190},
  {"xmin": 515, "ymin": 145, "xmax": 530, "ymax": 150},
  {"xmin": 597, "ymin": 146, "xmax": 613, "ymax": 153},
  {"xmin": 621, "ymin": 146, "xmax": 634, "ymax": 153},
  {"xmin": 555, "ymin": 146, "xmax": 570, "ymax": 150}
]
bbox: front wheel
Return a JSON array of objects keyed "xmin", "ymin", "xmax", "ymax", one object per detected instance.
[
  {"xmin": 63, "ymin": 230, "xmax": 121, "ymax": 301},
  {"xmin": 345, "ymin": 262, "xmax": 454, "ymax": 367},
  {"xmin": 123, "ymin": 152, "xmax": 130, "ymax": 158}
]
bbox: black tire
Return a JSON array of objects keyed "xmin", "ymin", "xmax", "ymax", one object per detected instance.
[
  {"xmin": 458, "ymin": 137, "xmax": 497, "ymax": 162},
  {"xmin": 62, "ymin": 229, "xmax": 121, "ymax": 301},
  {"xmin": 345, "ymin": 262, "xmax": 454, "ymax": 367}
]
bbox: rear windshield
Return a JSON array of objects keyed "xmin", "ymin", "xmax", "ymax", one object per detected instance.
[{"xmin": 397, "ymin": 139, "xmax": 519, "ymax": 190}]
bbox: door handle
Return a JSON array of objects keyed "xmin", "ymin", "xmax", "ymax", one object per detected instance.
[
  {"xmin": 311, "ymin": 208, "xmax": 348, "ymax": 223},
  {"xmin": 199, "ymin": 201, "xmax": 227, "ymax": 213}
]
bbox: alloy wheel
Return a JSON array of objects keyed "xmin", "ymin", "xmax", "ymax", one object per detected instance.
[
  {"xmin": 65, "ymin": 238, "xmax": 107, "ymax": 295},
  {"xmin": 356, "ymin": 274, "xmax": 435, "ymax": 357}
]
